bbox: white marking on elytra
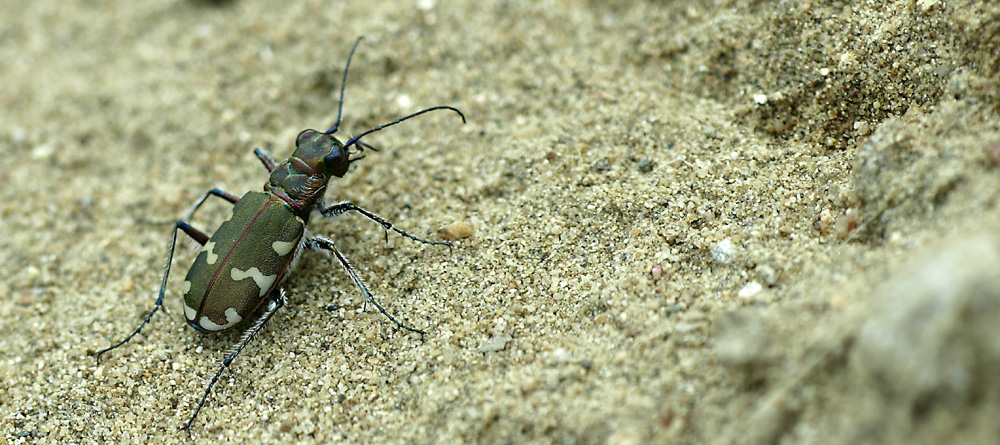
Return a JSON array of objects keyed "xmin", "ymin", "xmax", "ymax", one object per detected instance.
[
  {"xmin": 183, "ymin": 280, "xmax": 192, "ymax": 294},
  {"xmin": 199, "ymin": 307, "xmax": 243, "ymax": 331},
  {"xmin": 183, "ymin": 302, "xmax": 197, "ymax": 321},
  {"xmin": 272, "ymin": 240, "xmax": 296, "ymax": 256},
  {"xmin": 230, "ymin": 267, "xmax": 278, "ymax": 297},
  {"xmin": 202, "ymin": 241, "xmax": 219, "ymax": 265}
]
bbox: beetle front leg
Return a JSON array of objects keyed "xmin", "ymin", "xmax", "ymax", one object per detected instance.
[
  {"xmin": 318, "ymin": 201, "xmax": 451, "ymax": 250},
  {"xmin": 253, "ymin": 147, "xmax": 277, "ymax": 173},
  {"xmin": 306, "ymin": 235, "xmax": 426, "ymax": 335},
  {"xmin": 96, "ymin": 189, "xmax": 240, "ymax": 363},
  {"xmin": 184, "ymin": 289, "xmax": 287, "ymax": 430}
]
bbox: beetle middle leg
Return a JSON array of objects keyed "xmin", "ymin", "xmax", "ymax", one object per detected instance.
[
  {"xmin": 96, "ymin": 188, "xmax": 241, "ymax": 363},
  {"xmin": 306, "ymin": 235, "xmax": 426, "ymax": 334}
]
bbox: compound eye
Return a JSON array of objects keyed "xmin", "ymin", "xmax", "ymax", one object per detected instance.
[
  {"xmin": 325, "ymin": 148, "xmax": 350, "ymax": 177},
  {"xmin": 296, "ymin": 129, "xmax": 319, "ymax": 145}
]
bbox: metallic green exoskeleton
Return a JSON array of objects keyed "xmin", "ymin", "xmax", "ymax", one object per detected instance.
[
  {"xmin": 182, "ymin": 191, "xmax": 304, "ymax": 333},
  {"xmin": 95, "ymin": 37, "xmax": 465, "ymax": 430}
]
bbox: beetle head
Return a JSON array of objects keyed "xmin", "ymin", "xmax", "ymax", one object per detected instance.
[{"xmin": 293, "ymin": 129, "xmax": 363, "ymax": 178}]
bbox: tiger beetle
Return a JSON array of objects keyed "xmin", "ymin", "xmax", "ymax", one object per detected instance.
[{"xmin": 95, "ymin": 36, "xmax": 465, "ymax": 430}]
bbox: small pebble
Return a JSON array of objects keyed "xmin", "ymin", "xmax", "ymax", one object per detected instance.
[
  {"xmin": 710, "ymin": 239, "xmax": 735, "ymax": 264},
  {"xmin": 439, "ymin": 221, "xmax": 474, "ymax": 240},
  {"xmin": 650, "ymin": 264, "xmax": 663, "ymax": 279}
]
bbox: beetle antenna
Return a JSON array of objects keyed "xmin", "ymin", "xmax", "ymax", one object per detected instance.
[
  {"xmin": 344, "ymin": 106, "xmax": 466, "ymax": 150},
  {"xmin": 356, "ymin": 140, "xmax": 379, "ymax": 152},
  {"xmin": 325, "ymin": 36, "xmax": 365, "ymax": 135}
]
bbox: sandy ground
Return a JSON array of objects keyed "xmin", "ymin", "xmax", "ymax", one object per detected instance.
[{"xmin": 2, "ymin": 0, "xmax": 1000, "ymax": 443}]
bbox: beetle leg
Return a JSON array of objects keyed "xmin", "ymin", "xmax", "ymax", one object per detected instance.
[
  {"xmin": 305, "ymin": 235, "xmax": 426, "ymax": 335},
  {"xmin": 253, "ymin": 147, "xmax": 277, "ymax": 173},
  {"xmin": 96, "ymin": 189, "xmax": 240, "ymax": 364},
  {"xmin": 181, "ymin": 188, "xmax": 240, "ymax": 220},
  {"xmin": 318, "ymin": 201, "xmax": 452, "ymax": 251},
  {"xmin": 184, "ymin": 289, "xmax": 287, "ymax": 430},
  {"xmin": 96, "ymin": 221, "xmax": 206, "ymax": 362}
]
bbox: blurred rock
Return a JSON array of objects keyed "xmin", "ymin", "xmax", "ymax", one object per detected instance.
[{"xmin": 851, "ymin": 233, "xmax": 1000, "ymax": 412}]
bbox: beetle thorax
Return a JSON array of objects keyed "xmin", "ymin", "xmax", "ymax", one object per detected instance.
[
  {"xmin": 264, "ymin": 129, "xmax": 356, "ymax": 216},
  {"xmin": 265, "ymin": 157, "xmax": 328, "ymax": 216}
]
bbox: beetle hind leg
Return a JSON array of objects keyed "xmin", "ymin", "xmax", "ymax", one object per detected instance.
[
  {"xmin": 306, "ymin": 235, "xmax": 426, "ymax": 335},
  {"xmin": 184, "ymin": 288, "xmax": 287, "ymax": 430}
]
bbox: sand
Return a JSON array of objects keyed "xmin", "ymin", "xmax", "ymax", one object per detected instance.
[{"xmin": 2, "ymin": 0, "xmax": 1000, "ymax": 443}]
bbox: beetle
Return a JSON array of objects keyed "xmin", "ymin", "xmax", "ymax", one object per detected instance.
[{"xmin": 95, "ymin": 36, "xmax": 465, "ymax": 429}]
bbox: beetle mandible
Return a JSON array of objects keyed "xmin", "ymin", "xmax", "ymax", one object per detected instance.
[{"xmin": 95, "ymin": 36, "xmax": 465, "ymax": 430}]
